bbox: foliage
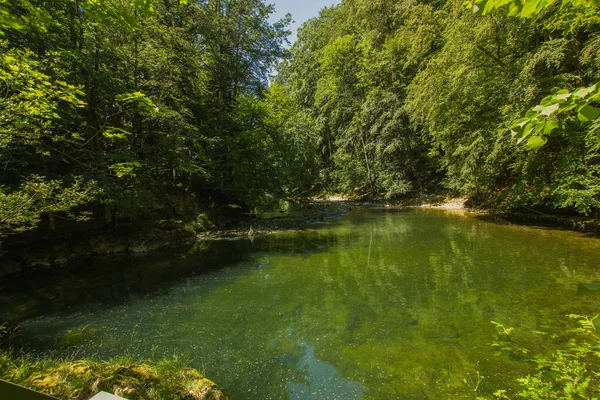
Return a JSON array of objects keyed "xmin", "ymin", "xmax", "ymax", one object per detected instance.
[
  {"xmin": 273, "ymin": 0, "xmax": 600, "ymax": 214},
  {"xmin": 279, "ymin": 0, "xmax": 440, "ymax": 198},
  {"xmin": 0, "ymin": 0, "xmax": 296, "ymax": 239},
  {"xmin": 0, "ymin": 0, "xmax": 599, "ymax": 236},
  {"xmin": 468, "ymin": 0, "xmax": 599, "ymax": 18},
  {"xmin": 0, "ymin": 176, "xmax": 99, "ymax": 236},
  {"xmin": 467, "ymin": 0, "xmax": 600, "ymax": 153},
  {"xmin": 184, "ymin": 213, "xmax": 215, "ymax": 235},
  {"xmin": 511, "ymin": 84, "xmax": 600, "ymax": 150},
  {"xmin": 0, "ymin": 43, "xmax": 85, "ymax": 147},
  {"xmin": 485, "ymin": 316, "xmax": 600, "ymax": 399}
]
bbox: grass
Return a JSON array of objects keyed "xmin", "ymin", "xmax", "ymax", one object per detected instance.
[{"xmin": 0, "ymin": 351, "xmax": 229, "ymax": 400}]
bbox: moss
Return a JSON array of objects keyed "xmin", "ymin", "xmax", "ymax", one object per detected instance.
[
  {"xmin": 0, "ymin": 352, "xmax": 228, "ymax": 400},
  {"xmin": 59, "ymin": 326, "xmax": 102, "ymax": 348}
]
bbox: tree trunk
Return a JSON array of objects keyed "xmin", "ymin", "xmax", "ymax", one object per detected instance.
[{"xmin": 360, "ymin": 129, "xmax": 375, "ymax": 197}]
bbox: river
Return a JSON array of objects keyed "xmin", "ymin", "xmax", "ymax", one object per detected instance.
[{"xmin": 2, "ymin": 208, "xmax": 600, "ymax": 399}]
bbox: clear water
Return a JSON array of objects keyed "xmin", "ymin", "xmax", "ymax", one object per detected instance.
[{"xmin": 3, "ymin": 208, "xmax": 600, "ymax": 399}]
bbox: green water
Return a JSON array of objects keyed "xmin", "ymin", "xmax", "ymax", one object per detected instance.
[{"xmin": 4, "ymin": 208, "xmax": 600, "ymax": 399}]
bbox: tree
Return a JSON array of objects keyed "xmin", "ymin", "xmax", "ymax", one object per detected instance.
[
  {"xmin": 468, "ymin": 0, "xmax": 600, "ymax": 150},
  {"xmin": 0, "ymin": 0, "xmax": 293, "ymax": 238},
  {"xmin": 279, "ymin": 0, "xmax": 438, "ymax": 199},
  {"xmin": 0, "ymin": 40, "xmax": 99, "ymax": 235}
]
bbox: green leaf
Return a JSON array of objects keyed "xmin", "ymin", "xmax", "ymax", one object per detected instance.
[
  {"xmin": 103, "ymin": 127, "xmax": 132, "ymax": 140},
  {"xmin": 573, "ymin": 85, "xmax": 597, "ymax": 99},
  {"xmin": 527, "ymin": 136, "xmax": 547, "ymax": 150},
  {"xmin": 555, "ymin": 92, "xmax": 572, "ymax": 102},
  {"xmin": 511, "ymin": 117, "xmax": 530, "ymax": 127},
  {"xmin": 540, "ymin": 103, "xmax": 559, "ymax": 117},
  {"xmin": 543, "ymin": 120, "xmax": 559, "ymax": 135},
  {"xmin": 483, "ymin": 0, "xmax": 511, "ymax": 13},
  {"xmin": 516, "ymin": 122, "xmax": 533, "ymax": 144},
  {"xmin": 525, "ymin": 108, "xmax": 539, "ymax": 118},
  {"xmin": 507, "ymin": 0, "xmax": 522, "ymax": 15},
  {"xmin": 577, "ymin": 106, "xmax": 600, "ymax": 122},
  {"xmin": 521, "ymin": 0, "xmax": 542, "ymax": 17},
  {"xmin": 539, "ymin": 95, "xmax": 555, "ymax": 107},
  {"xmin": 510, "ymin": 118, "xmax": 530, "ymax": 136}
]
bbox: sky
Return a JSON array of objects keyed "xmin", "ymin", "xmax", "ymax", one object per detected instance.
[{"xmin": 270, "ymin": 0, "xmax": 341, "ymax": 45}]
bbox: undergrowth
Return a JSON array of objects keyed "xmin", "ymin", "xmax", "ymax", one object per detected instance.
[{"xmin": 479, "ymin": 315, "xmax": 600, "ymax": 399}]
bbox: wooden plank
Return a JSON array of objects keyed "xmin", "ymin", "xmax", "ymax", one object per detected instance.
[{"xmin": 0, "ymin": 379, "xmax": 59, "ymax": 400}]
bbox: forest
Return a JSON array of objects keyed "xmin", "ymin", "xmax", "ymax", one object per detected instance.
[
  {"xmin": 1, "ymin": 0, "xmax": 600, "ymax": 399},
  {"xmin": 0, "ymin": 0, "xmax": 599, "ymax": 242}
]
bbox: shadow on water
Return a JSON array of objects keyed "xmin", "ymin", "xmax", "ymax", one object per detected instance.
[
  {"xmin": 0, "ymin": 240, "xmax": 250, "ymax": 323},
  {"xmin": 0, "ymin": 215, "xmax": 376, "ymax": 324}
]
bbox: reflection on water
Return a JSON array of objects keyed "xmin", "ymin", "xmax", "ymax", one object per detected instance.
[
  {"xmin": 3, "ymin": 209, "xmax": 600, "ymax": 399},
  {"xmin": 287, "ymin": 344, "xmax": 366, "ymax": 399}
]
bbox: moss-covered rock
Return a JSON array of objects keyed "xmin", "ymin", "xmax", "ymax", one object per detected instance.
[{"xmin": 0, "ymin": 353, "xmax": 228, "ymax": 400}]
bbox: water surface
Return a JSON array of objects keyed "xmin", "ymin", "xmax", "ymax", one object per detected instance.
[{"xmin": 3, "ymin": 209, "xmax": 600, "ymax": 399}]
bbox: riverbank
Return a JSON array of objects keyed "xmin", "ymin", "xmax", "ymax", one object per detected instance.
[
  {"xmin": 0, "ymin": 199, "xmax": 363, "ymax": 276},
  {"xmin": 400, "ymin": 196, "xmax": 474, "ymax": 212},
  {"xmin": 0, "ymin": 351, "xmax": 228, "ymax": 400},
  {"xmin": 2, "ymin": 195, "xmax": 599, "ymax": 277},
  {"xmin": 394, "ymin": 194, "xmax": 600, "ymax": 235},
  {"xmin": 200, "ymin": 199, "xmax": 363, "ymax": 238}
]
